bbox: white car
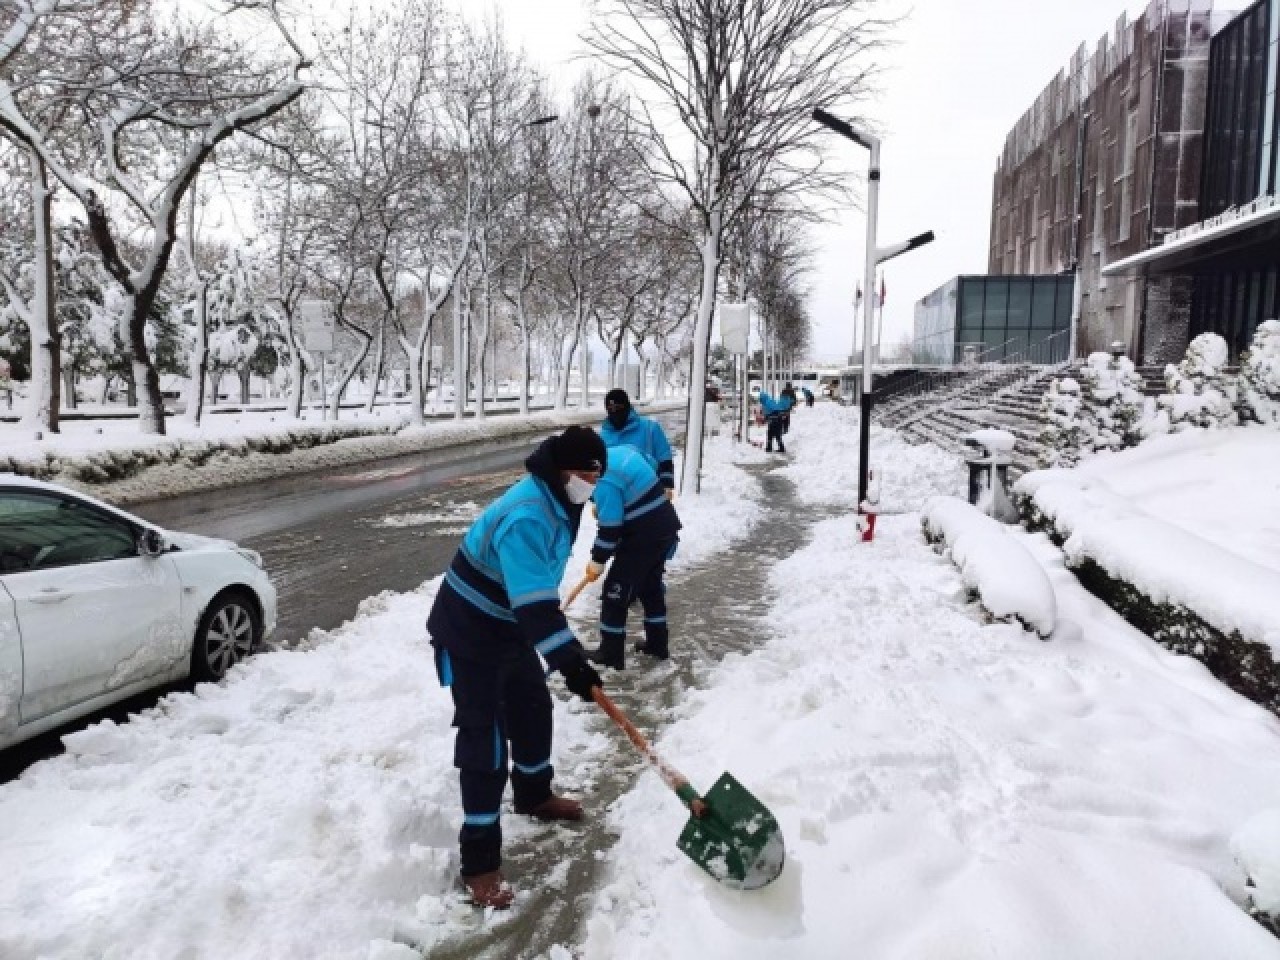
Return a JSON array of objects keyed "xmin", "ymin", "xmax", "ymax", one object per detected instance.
[{"xmin": 0, "ymin": 475, "xmax": 277, "ymax": 751}]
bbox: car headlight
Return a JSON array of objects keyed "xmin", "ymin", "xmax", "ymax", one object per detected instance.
[{"xmin": 234, "ymin": 547, "xmax": 265, "ymax": 570}]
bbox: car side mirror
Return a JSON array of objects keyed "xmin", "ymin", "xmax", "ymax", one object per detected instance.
[{"xmin": 138, "ymin": 529, "xmax": 167, "ymax": 558}]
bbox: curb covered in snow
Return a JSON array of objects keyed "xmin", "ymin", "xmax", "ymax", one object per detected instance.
[{"xmin": 921, "ymin": 495, "xmax": 1057, "ymax": 637}]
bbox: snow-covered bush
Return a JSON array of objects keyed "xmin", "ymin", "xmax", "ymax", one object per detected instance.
[
  {"xmin": 1038, "ymin": 353, "xmax": 1145, "ymax": 468},
  {"xmin": 1239, "ymin": 319, "xmax": 1280, "ymax": 426},
  {"xmin": 1077, "ymin": 351, "xmax": 1145, "ymax": 450},
  {"xmin": 1038, "ymin": 377, "xmax": 1084, "ymax": 468},
  {"xmin": 1151, "ymin": 333, "xmax": 1239, "ymax": 433}
]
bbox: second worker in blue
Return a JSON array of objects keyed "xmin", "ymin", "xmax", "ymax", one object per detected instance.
[{"xmin": 584, "ymin": 443, "xmax": 682, "ymax": 670}]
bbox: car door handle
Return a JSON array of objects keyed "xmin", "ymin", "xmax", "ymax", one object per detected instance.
[{"xmin": 29, "ymin": 588, "xmax": 70, "ymax": 604}]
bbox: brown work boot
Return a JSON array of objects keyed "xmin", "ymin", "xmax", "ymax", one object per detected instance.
[
  {"xmin": 515, "ymin": 793, "xmax": 584, "ymax": 821},
  {"xmin": 461, "ymin": 870, "xmax": 515, "ymax": 909}
]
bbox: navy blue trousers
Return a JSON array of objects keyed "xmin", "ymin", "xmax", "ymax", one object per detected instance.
[
  {"xmin": 598, "ymin": 536, "xmax": 677, "ymax": 660},
  {"xmin": 435, "ymin": 644, "xmax": 554, "ymax": 876}
]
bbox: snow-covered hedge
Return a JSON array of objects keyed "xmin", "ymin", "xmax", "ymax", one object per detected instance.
[
  {"xmin": 1240, "ymin": 319, "xmax": 1280, "ymax": 426},
  {"xmin": 921, "ymin": 496, "xmax": 1057, "ymax": 637},
  {"xmin": 1149, "ymin": 332, "xmax": 1240, "ymax": 434},
  {"xmin": 1014, "ymin": 471, "xmax": 1280, "ymax": 714},
  {"xmin": 0, "ymin": 420, "xmax": 404, "ymax": 486}
]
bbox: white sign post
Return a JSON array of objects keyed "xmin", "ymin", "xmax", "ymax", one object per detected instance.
[
  {"xmin": 299, "ymin": 300, "xmax": 336, "ymax": 420},
  {"xmin": 719, "ymin": 301, "xmax": 752, "ymax": 444}
]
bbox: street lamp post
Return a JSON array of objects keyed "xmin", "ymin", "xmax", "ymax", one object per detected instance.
[{"xmin": 813, "ymin": 108, "xmax": 934, "ymax": 538}]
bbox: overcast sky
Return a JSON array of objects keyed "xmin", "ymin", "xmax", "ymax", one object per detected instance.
[{"xmin": 478, "ymin": 0, "xmax": 1158, "ymax": 364}]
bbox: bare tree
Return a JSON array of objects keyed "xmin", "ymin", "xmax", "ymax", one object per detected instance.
[
  {"xmin": 1, "ymin": 0, "xmax": 311, "ymax": 433},
  {"xmin": 585, "ymin": 0, "xmax": 886, "ymax": 491}
]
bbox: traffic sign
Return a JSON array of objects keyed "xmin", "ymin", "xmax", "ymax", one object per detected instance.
[{"xmin": 298, "ymin": 299, "xmax": 336, "ymax": 352}]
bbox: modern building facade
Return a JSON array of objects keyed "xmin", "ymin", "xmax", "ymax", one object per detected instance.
[
  {"xmin": 1105, "ymin": 0, "xmax": 1280, "ymax": 357},
  {"xmin": 989, "ymin": 1, "xmax": 1217, "ymax": 363},
  {"xmin": 913, "ymin": 275, "xmax": 1075, "ymax": 366}
]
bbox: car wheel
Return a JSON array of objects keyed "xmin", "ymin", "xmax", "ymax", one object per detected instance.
[{"xmin": 192, "ymin": 590, "xmax": 260, "ymax": 683}]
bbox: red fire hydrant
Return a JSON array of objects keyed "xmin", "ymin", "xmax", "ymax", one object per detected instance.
[{"xmin": 857, "ymin": 470, "xmax": 880, "ymax": 543}]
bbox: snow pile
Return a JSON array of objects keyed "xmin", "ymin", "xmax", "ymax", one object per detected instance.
[
  {"xmin": 581, "ymin": 507, "xmax": 1280, "ymax": 958},
  {"xmin": 1240, "ymin": 319, "xmax": 1280, "ymax": 426},
  {"xmin": 1017, "ymin": 468, "xmax": 1280, "ymax": 656},
  {"xmin": 921, "ymin": 496, "xmax": 1057, "ymax": 637},
  {"xmin": 1152, "ymin": 332, "xmax": 1240, "ymax": 433},
  {"xmin": 965, "ymin": 427, "xmax": 1016, "ymax": 456},
  {"xmin": 1232, "ymin": 808, "xmax": 1280, "ymax": 930}
]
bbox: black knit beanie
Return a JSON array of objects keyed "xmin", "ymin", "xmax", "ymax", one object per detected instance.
[
  {"xmin": 604, "ymin": 388, "xmax": 631, "ymax": 411},
  {"xmin": 550, "ymin": 425, "xmax": 607, "ymax": 472}
]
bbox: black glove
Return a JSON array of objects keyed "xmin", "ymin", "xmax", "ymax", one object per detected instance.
[{"xmin": 559, "ymin": 655, "xmax": 603, "ymax": 703}]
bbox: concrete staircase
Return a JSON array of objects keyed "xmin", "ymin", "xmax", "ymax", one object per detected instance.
[{"xmin": 880, "ymin": 365, "xmax": 1066, "ymax": 478}]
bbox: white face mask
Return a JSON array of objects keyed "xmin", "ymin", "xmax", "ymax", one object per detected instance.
[{"xmin": 565, "ymin": 474, "xmax": 596, "ymax": 505}]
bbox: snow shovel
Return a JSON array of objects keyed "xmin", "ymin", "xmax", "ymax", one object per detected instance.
[{"xmin": 590, "ymin": 687, "xmax": 785, "ymax": 890}]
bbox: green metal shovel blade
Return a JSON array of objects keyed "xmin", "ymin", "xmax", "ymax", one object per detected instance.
[{"xmin": 676, "ymin": 772, "xmax": 785, "ymax": 890}]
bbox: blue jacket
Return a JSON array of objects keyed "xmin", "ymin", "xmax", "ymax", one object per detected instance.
[
  {"xmin": 601, "ymin": 410, "xmax": 675, "ymax": 489},
  {"xmin": 591, "ymin": 444, "xmax": 681, "ymax": 565},
  {"xmin": 759, "ymin": 392, "xmax": 793, "ymax": 416},
  {"xmin": 427, "ymin": 438, "xmax": 585, "ymax": 670}
]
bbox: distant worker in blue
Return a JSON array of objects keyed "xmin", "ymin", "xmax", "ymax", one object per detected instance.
[
  {"xmin": 758, "ymin": 387, "xmax": 794, "ymax": 454},
  {"xmin": 582, "ymin": 443, "xmax": 682, "ymax": 670},
  {"xmin": 802, "ymin": 386, "xmax": 815, "ymax": 407},
  {"xmin": 426, "ymin": 425, "xmax": 608, "ymax": 910},
  {"xmin": 601, "ymin": 388, "xmax": 676, "ymax": 494}
]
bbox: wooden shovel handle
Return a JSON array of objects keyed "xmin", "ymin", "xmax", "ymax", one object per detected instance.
[
  {"xmin": 562, "ymin": 574, "xmax": 592, "ymax": 611},
  {"xmin": 591, "ymin": 687, "xmax": 708, "ymax": 817}
]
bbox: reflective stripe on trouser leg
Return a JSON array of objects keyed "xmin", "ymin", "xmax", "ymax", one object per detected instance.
[
  {"xmin": 447, "ymin": 651, "xmax": 509, "ymax": 876},
  {"xmin": 638, "ymin": 544, "xmax": 671, "ymax": 656},
  {"xmin": 598, "ymin": 577, "xmax": 631, "ymax": 662},
  {"xmin": 505, "ymin": 647, "xmax": 555, "ymax": 810}
]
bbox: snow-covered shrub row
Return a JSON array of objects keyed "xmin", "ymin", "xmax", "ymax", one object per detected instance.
[
  {"xmin": 1240, "ymin": 319, "xmax": 1280, "ymax": 426},
  {"xmin": 1038, "ymin": 352, "xmax": 1145, "ymax": 468},
  {"xmin": 0, "ymin": 420, "xmax": 405, "ymax": 486},
  {"xmin": 921, "ymin": 496, "xmax": 1057, "ymax": 637},
  {"xmin": 1014, "ymin": 472, "xmax": 1280, "ymax": 715}
]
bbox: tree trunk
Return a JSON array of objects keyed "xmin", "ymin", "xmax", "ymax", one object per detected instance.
[
  {"xmin": 452, "ymin": 278, "xmax": 467, "ymax": 420},
  {"xmin": 578, "ymin": 308, "xmax": 591, "ymax": 408},
  {"xmin": 365, "ymin": 317, "xmax": 385, "ymax": 414},
  {"xmin": 21, "ymin": 151, "xmax": 60, "ymax": 433},
  {"xmin": 239, "ymin": 366, "xmax": 251, "ymax": 405},
  {"xmin": 680, "ymin": 214, "xmax": 722, "ymax": 495},
  {"xmin": 475, "ymin": 267, "xmax": 491, "ymax": 420},
  {"xmin": 329, "ymin": 328, "xmax": 373, "ymax": 420},
  {"xmin": 284, "ymin": 313, "xmax": 306, "ymax": 419},
  {"xmin": 183, "ymin": 282, "xmax": 209, "ymax": 425}
]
